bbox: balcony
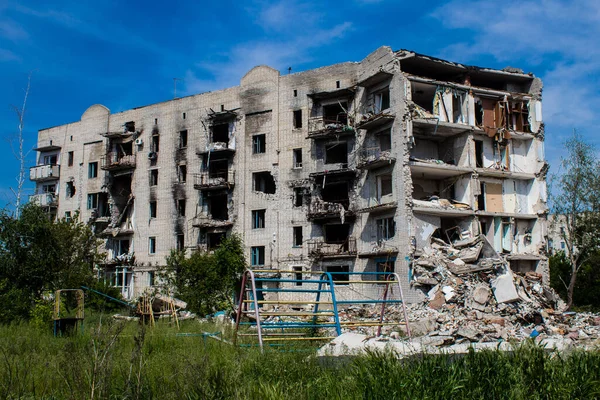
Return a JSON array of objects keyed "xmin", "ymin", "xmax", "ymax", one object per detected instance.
[
  {"xmin": 30, "ymin": 193, "xmax": 58, "ymax": 207},
  {"xmin": 307, "ymin": 200, "xmax": 355, "ymax": 222},
  {"xmin": 101, "ymin": 153, "xmax": 136, "ymax": 171},
  {"xmin": 356, "ymin": 147, "xmax": 396, "ymax": 170},
  {"xmin": 307, "ymin": 116, "xmax": 354, "ymax": 140},
  {"xmin": 192, "ymin": 214, "xmax": 234, "ymax": 229},
  {"xmin": 356, "ymin": 112, "xmax": 394, "ymax": 130},
  {"xmin": 196, "ymin": 141, "xmax": 236, "ymax": 156},
  {"xmin": 193, "ymin": 171, "xmax": 235, "ymax": 191},
  {"xmin": 308, "ymin": 238, "xmax": 357, "ymax": 259},
  {"xmin": 30, "ymin": 164, "xmax": 60, "ymax": 182}
]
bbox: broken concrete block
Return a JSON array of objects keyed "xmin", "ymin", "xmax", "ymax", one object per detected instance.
[
  {"xmin": 429, "ymin": 290, "xmax": 446, "ymax": 310},
  {"xmin": 472, "ymin": 285, "xmax": 491, "ymax": 305},
  {"xmin": 457, "ymin": 327, "xmax": 479, "ymax": 341},
  {"xmin": 491, "ymin": 271, "xmax": 520, "ymax": 303},
  {"xmin": 442, "ymin": 286, "xmax": 455, "ymax": 301}
]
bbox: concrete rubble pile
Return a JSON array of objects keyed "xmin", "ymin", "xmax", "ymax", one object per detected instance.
[{"xmin": 325, "ymin": 234, "xmax": 600, "ymax": 354}]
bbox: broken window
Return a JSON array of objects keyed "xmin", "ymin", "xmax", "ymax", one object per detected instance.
[
  {"xmin": 87, "ymin": 193, "xmax": 99, "ymax": 210},
  {"xmin": 293, "ymin": 266, "xmax": 302, "ymax": 286},
  {"xmin": 293, "ymin": 148, "xmax": 303, "ymax": 168},
  {"xmin": 379, "ymin": 130, "xmax": 392, "ymax": 151},
  {"xmin": 178, "ymin": 164, "xmax": 187, "ymax": 183},
  {"xmin": 322, "ymin": 181, "xmax": 349, "ymax": 208},
  {"xmin": 88, "ymin": 162, "xmax": 98, "ymax": 178},
  {"xmin": 293, "ymin": 226, "xmax": 303, "ymax": 247},
  {"xmin": 68, "ymin": 151, "xmax": 74, "ymax": 167},
  {"xmin": 253, "ymin": 171, "xmax": 276, "ymax": 194},
  {"xmin": 177, "ymin": 233, "xmax": 185, "ymax": 251},
  {"xmin": 150, "ymin": 169, "xmax": 158, "ymax": 186},
  {"xmin": 325, "ymin": 224, "xmax": 350, "ymax": 244},
  {"xmin": 211, "ymin": 123, "xmax": 229, "ymax": 144},
  {"xmin": 326, "ymin": 265, "xmax": 349, "ymax": 285},
  {"xmin": 377, "ymin": 174, "xmax": 393, "ymax": 199},
  {"xmin": 149, "ymin": 237, "xmax": 156, "ymax": 254},
  {"xmin": 125, "ymin": 121, "xmax": 135, "ymax": 132},
  {"xmin": 179, "ymin": 130, "xmax": 188, "ymax": 148},
  {"xmin": 477, "ymin": 182, "xmax": 486, "ymax": 211},
  {"xmin": 252, "ymin": 209, "xmax": 266, "ymax": 229},
  {"xmin": 324, "ymin": 141, "xmax": 348, "ymax": 165},
  {"xmin": 452, "ymin": 91, "xmax": 467, "ymax": 124},
  {"xmin": 66, "ymin": 181, "xmax": 76, "ymax": 198},
  {"xmin": 376, "ymin": 217, "xmax": 395, "ymax": 241},
  {"xmin": 151, "ymin": 135, "xmax": 160, "ymax": 153},
  {"xmin": 475, "ymin": 140, "xmax": 484, "ymax": 168},
  {"xmin": 207, "ymin": 232, "xmax": 226, "ymax": 250},
  {"xmin": 293, "ymin": 110, "xmax": 303, "ymax": 129},
  {"xmin": 252, "ymin": 134, "xmax": 266, "ymax": 154},
  {"xmin": 177, "ymin": 199, "xmax": 186, "ymax": 217},
  {"xmin": 149, "ymin": 201, "xmax": 157, "ymax": 218},
  {"xmin": 43, "ymin": 154, "xmax": 57, "ymax": 165},
  {"xmin": 251, "ymin": 246, "xmax": 265, "ymax": 266},
  {"xmin": 475, "ymin": 99, "xmax": 484, "ymax": 126},
  {"xmin": 294, "ymin": 187, "xmax": 305, "ymax": 207},
  {"xmin": 207, "ymin": 192, "xmax": 229, "ymax": 220},
  {"xmin": 43, "ymin": 184, "xmax": 56, "ymax": 194},
  {"xmin": 322, "ymin": 102, "xmax": 348, "ymax": 125},
  {"xmin": 374, "ymin": 88, "xmax": 390, "ymax": 113}
]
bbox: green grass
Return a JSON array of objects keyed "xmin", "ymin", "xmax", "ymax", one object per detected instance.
[{"xmin": 0, "ymin": 311, "xmax": 599, "ymax": 399}]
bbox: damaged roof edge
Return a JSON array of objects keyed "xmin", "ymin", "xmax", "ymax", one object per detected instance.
[{"xmin": 396, "ymin": 49, "xmax": 536, "ymax": 80}]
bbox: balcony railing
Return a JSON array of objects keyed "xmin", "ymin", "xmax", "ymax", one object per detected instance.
[
  {"xmin": 29, "ymin": 164, "xmax": 60, "ymax": 181},
  {"xmin": 30, "ymin": 193, "xmax": 58, "ymax": 207},
  {"xmin": 307, "ymin": 116, "xmax": 354, "ymax": 139},
  {"xmin": 308, "ymin": 238, "xmax": 357, "ymax": 259},
  {"xmin": 357, "ymin": 147, "xmax": 395, "ymax": 169},
  {"xmin": 307, "ymin": 200, "xmax": 355, "ymax": 221},
  {"xmin": 100, "ymin": 153, "xmax": 136, "ymax": 171},
  {"xmin": 193, "ymin": 171, "xmax": 235, "ymax": 190}
]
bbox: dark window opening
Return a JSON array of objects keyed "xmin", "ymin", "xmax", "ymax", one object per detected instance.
[
  {"xmin": 252, "ymin": 209, "xmax": 266, "ymax": 229},
  {"xmin": 43, "ymin": 154, "xmax": 58, "ymax": 165},
  {"xmin": 149, "ymin": 201, "xmax": 157, "ymax": 218},
  {"xmin": 293, "ymin": 226, "xmax": 303, "ymax": 247},
  {"xmin": 251, "ymin": 246, "xmax": 265, "ymax": 266},
  {"xmin": 205, "ymin": 159, "xmax": 228, "ymax": 179},
  {"xmin": 477, "ymin": 182, "xmax": 486, "ymax": 211},
  {"xmin": 480, "ymin": 221, "xmax": 488, "ymax": 236},
  {"xmin": 88, "ymin": 162, "xmax": 98, "ymax": 178},
  {"xmin": 379, "ymin": 130, "xmax": 392, "ymax": 151},
  {"xmin": 378, "ymin": 174, "xmax": 393, "ymax": 198},
  {"xmin": 207, "ymin": 232, "xmax": 226, "ymax": 250},
  {"xmin": 208, "ymin": 193, "xmax": 228, "ymax": 220},
  {"xmin": 253, "ymin": 171, "xmax": 276, "ymax": 194},
  {"xmin": 293, "ymin": 89, "xmax": 298, "ymax": 97},
  {"xmin": 377, "ymin": 217, "xmax": 395, "ymax": 241},
  {"xmin": 475, "ymin": 140, "xmax": 484, "ymax": 168},
  {"xmin": 475, "ymin": 99, "xmax": 484, "ymax": 126},
  {"xmin": 177, "ymin": 233, "xmax": 185, "ymax": 251},
  {"xmin": 325, "ymin": 223, "xmax": 350, "ymax": 244},
  {"xmin": 411, "ymin": 83, "xmax": 436, "ymax": 113},
  {"xmin": 252, "ymin": 134, "xmax": 266, "ymax": 154},
  {"xmin": 336, "ymin": 80, "xmax": 340, "ymax": 88},
  {"xmin": 182, "ymin": 112, "xmax": 186, "ymax": 119},
  {"xmin": 65, "ymin": 211, "xmax": 71, "ymax": 222},
  {"xmin": 452, "ymin": 93, "xmax": 466, "ymax": 123},
  {"xmin": 220, "ymin": 104, "xmax": 225, "ymax": 111},
  {"xmin": 179, "ymin": 130, "xmax": 188, "ymax": 148},
  {"xmin": 70, "ymin": 136, "xmax": 73, "ymax": 142},
  {"xmin": 178, "ymin": 164, "xmax": 187, "ymax": 183},
  {"xmin": 116, "ymin": 239, "xmax": 130, "ymax": 256},
  {"xmin": 323, "ymin": 102, "xmax": 348, "ymax": 125},
  {"xmin": 211, "ymin": 123, "xmax": 229, "ymax": 145},
  {"xmin": 98, "ymin": 193, "xmax": 110, "ymax": 217},
  {"xmin": 125, "ymin": 121, "xmax": 135, "ymax": 132},
  {"xmin": 293, "ymin": 266, "xmax": 302, "ymax": 286},
  {"xmin": 326, "ymin": 265, "xmax": 349, "ymax": 285},
  {"xmin": 87, "ymin": 193, "xmax": 99, "ymax": 210},
  {"xmin": 324, "ymin": 141, "xmax": 348, "ymax": 165},
  {"xmin": 294, "ymin": 187, "xmax": 305, "ymax": 207},
  {"xmin": 68, "ymin": 151, "xmax": 74, "ymax": 167},
  {"xmin": 150, "ymin": 169, "xmax": 158, "ymax": 186},
  {"xmin": 154, "ymin": 118, "xmax": 158, "ymax": 125},
  {"xmin": 177, "ymin": 199, "xmax": 186, "ymax": 217},
  {"xmin": 374, "ymin": 88, "xmax": 390, "ymax": 113},
  {"xmin": 151, "ymin": 135, "xmax": 160, "ymax": 152},
  {"xmin": 66, "ymin": 181, "xmax": 76, "ymax": 198},
  {"xmin": 293, "ymin": 148, "xmax": 303, "ymax": 168},
  {"xmin": 322, "ymin": 182, "xmax": 349, "ymax": 208},
  {"xmin": 149, "ymin": 237, "xmax": 156, "ymax": 254},
  {"xmin": 293, "ymin": 110, "xmax": 303, "ymax": 129}
]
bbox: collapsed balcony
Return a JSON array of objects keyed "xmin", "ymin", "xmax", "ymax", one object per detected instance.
[
  {"xmin": 308, "ymin": 102, "xmax": 354, "ymax": 139},
  {"xmin": 307, "ymin": 199, "xmax": 355, "ymax": 222},
  {"xmin": 308, "ymin": 237, "xmax": 357, "ymax": 259},
  {"xmin": 356, "ymin": 146, "xmax": 395, "ymax": 170},
  {"xmin": 101, "ymin": 121, "xmax": 137, "ymax": 138},
  {"xmin": 193, "ymin": 192, "xmax": 232, "ymax": 229},
  {"xmin": 192, "ymin": 213, "xmax": 234, "ymax": 229},
  {"xmin": 101, "ymin": 152, "xmax": 136, "ymax": 171},
  {"xmin": 30, "ymin": 164, "xmax": 60, "ymax": 182}
]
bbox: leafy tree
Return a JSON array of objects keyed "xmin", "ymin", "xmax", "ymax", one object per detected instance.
[
  {"xmin": 550, "ymin": 131, "xmax": 600, "ymax": 309},
  {"xmin": 0, "ymin": 204, "xmax": 103, "ymax": 322},
  {"xmin": 550, "ymin": 250, "xmax": 600, "ymax": 309},
  {"xmin": 159, "ymin": 234, "xmax": 246, "ymax": 315}
]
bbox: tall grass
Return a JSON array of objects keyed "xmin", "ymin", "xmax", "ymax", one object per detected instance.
[{"xmin": 0, "ymin": 313, "xmax": 598, "ymax": 399}]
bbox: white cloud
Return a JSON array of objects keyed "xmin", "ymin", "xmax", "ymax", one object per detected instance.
[{"xmin": 0, "ymin": 48, "xmax": 19, "ymax": 62}]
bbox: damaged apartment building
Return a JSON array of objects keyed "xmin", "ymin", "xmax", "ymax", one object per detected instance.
[{"xmin": 30, "ymin": 46, "xmax": 548, "ymax": 300}]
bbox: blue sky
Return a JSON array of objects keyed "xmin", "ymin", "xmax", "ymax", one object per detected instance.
[{"xmin": 1, "ymin": 0, "xmax": 598, "ymax": 209}]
